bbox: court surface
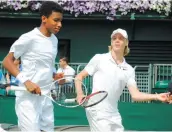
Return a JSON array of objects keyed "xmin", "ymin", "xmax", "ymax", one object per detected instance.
[{"xmin": 0, "ymin": 123, "xmax": 169, "ymax": 132}]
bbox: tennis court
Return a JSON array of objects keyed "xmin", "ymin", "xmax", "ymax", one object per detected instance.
[
  {"xmin": 1, "ymin": 96, "xmax": 172, "ymax": 131},
  {"xmin": 1, "ymin": 63, "xmax": 172, "ymax": 131},
  {"xmin": 0, "ymin": 123, "xmax": 171, "ymax": 131}
]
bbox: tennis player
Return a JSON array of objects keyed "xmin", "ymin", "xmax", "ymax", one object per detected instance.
[
  {"xmin": 75, "ymin": 28, "xmax": 169, "ymax": 131},
  {"xmin": 2, "ymin": 1, "xmax": 63, "ymax": 131}
]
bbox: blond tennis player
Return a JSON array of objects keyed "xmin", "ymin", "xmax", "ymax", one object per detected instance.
[{"xmin": 75, "ymin": 28, "xmax": 169, "ymax": 132}]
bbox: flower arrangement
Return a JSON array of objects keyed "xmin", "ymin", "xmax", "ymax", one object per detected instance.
[{"xmin": 0, "ymin": 0, "xmax": 171, "ymax": 20}]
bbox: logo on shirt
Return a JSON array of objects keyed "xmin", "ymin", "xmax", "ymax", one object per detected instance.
[{"xmin": 118, "ymin": 65, "xmax": 127, "ymax": 70}]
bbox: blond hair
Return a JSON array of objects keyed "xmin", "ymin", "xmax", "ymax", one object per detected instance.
[{"xmin": 108, "ymin": 39, "xmax": 130, "ymax": 56}]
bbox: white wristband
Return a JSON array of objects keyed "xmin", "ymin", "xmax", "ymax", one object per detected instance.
[{"xmin": 16, "ymin": 73, "xmax": 28, "ymax": 84}]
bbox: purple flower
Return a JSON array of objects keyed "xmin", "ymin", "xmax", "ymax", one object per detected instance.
[
  {"xmin": 0, "ymin": 0, "xmax": 171, "ymax": 20},
  {"xmin": 13, "ymin": 1, "xmax": 22, "ymax": 10}
]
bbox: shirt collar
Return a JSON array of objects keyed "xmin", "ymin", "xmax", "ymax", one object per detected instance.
[
  {"xmin": 34, "ymin": 27, "xmax": 52, "ymax": 38},
  {"xmin": 107, "ymin": 52, "xmax": 127, "ymax": 70},
  {"xmin": 61, "ymin": 65, "xmax": 70, "ymax": 70}
]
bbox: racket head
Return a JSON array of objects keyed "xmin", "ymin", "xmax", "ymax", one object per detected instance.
[
  {"xmin": 49, "ymin": 76, "xmax": 88, "ymax": 108},
  {"xmin": 81, "ymin": 91, "xmax": 108, "ymax": 108}
]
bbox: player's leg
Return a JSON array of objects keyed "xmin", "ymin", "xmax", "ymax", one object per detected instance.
[
  {"xmin": 110, "ymin": 115, "xmax": 124, "ymax": 131},
  {"xmin": 86, "ymin": 109, "xmax": 102, "ymax": 131},
  {"xmin": 86, "ymin": 109, "xmax": 124, "ymax": 132},
  {"xmin": 15, "ymin": 94, "xmax": 41, "ymax": 131},
  {"xmin": 40, "ymin": 96, "xmax": 54, "ymax": 132}
]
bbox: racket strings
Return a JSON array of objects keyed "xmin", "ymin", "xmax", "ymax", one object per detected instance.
[
  {"xmin": 84, "ymin": 92, "xmax": 107, "ymax": 106},
  {"xmin": 50, "ymin": 80, "xmax": 87, "ymax": 107}
]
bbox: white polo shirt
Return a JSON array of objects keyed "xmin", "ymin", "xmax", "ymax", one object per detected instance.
[
  {"xmin": 10, "ymin": 28, "xmax": 58, "ymax": 95},
  {"xmin": 57, "ymin": 65, "xmax": 75, "ymax": 82},
  {"xmin": 85, "ymin": 52, "xmax": 136, "ymax": 113}
]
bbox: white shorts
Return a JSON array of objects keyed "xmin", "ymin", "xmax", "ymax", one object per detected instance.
[
  {"xmin": 15, "ymin": 93, "xmax": 54, "ymax": 131},
  {"xmin": 86, "ymin": 109, "xmax": 124, "ymax": 132}
]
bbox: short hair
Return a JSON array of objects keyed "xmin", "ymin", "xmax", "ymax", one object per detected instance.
[
  {"xmin": 39, "ymin": 1, "xmax": 63, "ymax": 18},
  {"xmin": 60, "ymin": 57, "xmax": 69, "ymax": 64}
]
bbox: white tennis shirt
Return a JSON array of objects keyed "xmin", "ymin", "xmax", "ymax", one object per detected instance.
[
  {"xmin": 85, "ymin": 52, "xmax": 136, "ymax": 113},
  {"xmin": 10, "ymin": 28, "xmax": 58, "ymax": 95},
  {"xmin": 57, "ymin": 65, "xmax": 75, "ymax": 82}
]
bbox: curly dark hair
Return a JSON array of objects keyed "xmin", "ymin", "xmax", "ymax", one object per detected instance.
[{"xmin": 39, "ymin": 1, "xmax": 63, "ymax": 18}]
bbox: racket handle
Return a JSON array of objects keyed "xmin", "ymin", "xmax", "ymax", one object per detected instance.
[
  {"xmin": 10, "ymin": 86, "xmax": 26, "ymax": 91},
  {"xmin": 64, "ymin": 98, "xmax": 76, "ymax": 103}
]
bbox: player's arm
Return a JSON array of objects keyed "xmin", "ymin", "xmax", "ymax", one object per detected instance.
[
  {"xmin": 126, "ymin": 68, "xmax": 168, "ymax": 102},
  {"xmin": 75, "ymin": 54, "xmax": 101, "ymax": 103},
  {"xmin": 3, "ymin": 52, "xmax": 19, "ymax": 78},
  {"xmin": 75, "ymin": 70, "xmax": 89, "ymax": 103},
  {"xmin": 128, "ymin": 83, "xmax": 169, "ymax": 102},
  {"xmin": 3, "ymin": 33, "xmax": 41, "ymax": 95},
  {"xmin": 3, "ymin": 53, "xmax": 41, "ymax": 95}
]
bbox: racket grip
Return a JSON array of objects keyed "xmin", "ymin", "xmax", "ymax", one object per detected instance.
[
  {"xmin": 64, "ymin": 98, "xmax": 76, "ymax": 103},
  {"xmin": 10, "ymin": 86, "xmax": 26, "ymax": 91}
]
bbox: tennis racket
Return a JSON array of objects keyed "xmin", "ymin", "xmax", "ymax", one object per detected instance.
[
  {"xmin": 64, "ymin": 90, "xmax": 108, "ymax": 108},
  {"xmin": 1, "ymin": 76, "xmax": 108, "ymax": 108}
]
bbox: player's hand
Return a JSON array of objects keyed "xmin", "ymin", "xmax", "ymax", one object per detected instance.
[
  {"xmin": 24, "ymin": 80, "xmax": 41, "ymax": 95},
  {"xmin": 76, "ymin": 94, "xmax": 86, "ymax": 105},
  {"xmin": 156, "ymin": 92, "xmax": 170, "ymax": 102},
  {"xmin": 167, "ymin": 94, "xmax": 172, "ymax": 104}
]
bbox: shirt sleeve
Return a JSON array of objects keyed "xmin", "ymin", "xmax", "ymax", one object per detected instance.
[
  {"xmin": 84, "ymin": 54, "xmax": 101, "ymax": 76},
  {"xmin": 126, "ymin": 69, "xmax": 137, "ymax": 87},
  {"xmin": 9, "ymin": 33, "xmax": 32, "ymax": 59}
]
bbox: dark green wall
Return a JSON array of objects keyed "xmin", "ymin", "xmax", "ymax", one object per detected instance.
[
  {"xmin": 0, "ymin": 18, "xmax": 172, "ymax": 62},
  {"xmin": 58, "ymin": 20, "xmax": 133, "ymax": 62}
]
